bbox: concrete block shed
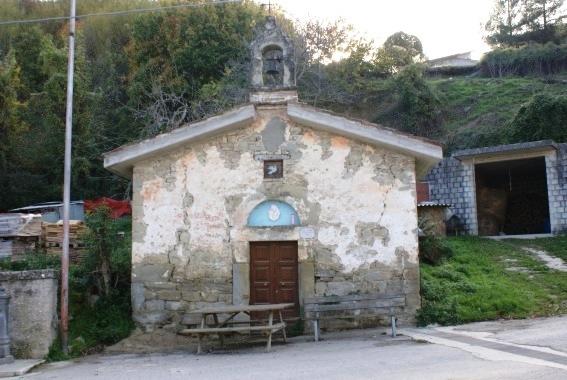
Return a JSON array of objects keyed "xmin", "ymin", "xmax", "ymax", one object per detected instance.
[
  {"xmin": 103, "ymin": 16, "xmax": 443, "ymax": 333},
  {"xmin": 423, "ymin": 140, "xmax": 567, "ymax": 236}
]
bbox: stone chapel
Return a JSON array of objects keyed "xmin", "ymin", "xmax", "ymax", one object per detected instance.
[{"xmin": 103, "ymin": 16, "xmax": 443, "ymax": 332}]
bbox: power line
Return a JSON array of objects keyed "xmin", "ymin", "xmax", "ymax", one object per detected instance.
[{"xmin": 0, "ymin": 0, "xmax": 243, "ymax": 26}]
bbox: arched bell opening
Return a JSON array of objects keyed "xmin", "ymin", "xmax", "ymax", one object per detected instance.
[{"xmin": 262, "ymin": 46, "xmax": 284, "ymax": 87}]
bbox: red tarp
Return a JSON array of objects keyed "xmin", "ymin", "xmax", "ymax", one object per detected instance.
[{"xmin": 84, "ymin": 198, "xmax": 131, "ymax": 219}]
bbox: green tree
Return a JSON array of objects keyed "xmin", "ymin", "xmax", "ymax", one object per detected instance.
[
  {"xmin": 17, "ymin": 32, "xmax": 104, "ymax": 203},
  {"xmin": 0, "ymin": 1, "xmax": 169, "ymax": 209},
  {"xmin": 377, "ymin": 31, "xmax": 424, "ymax": 74},
  {"xmin": 291, "ymin": 18, "xmax": 378, "ymax": 108},
  {"xmin": 521, "ymin": 0, "xmax": 566, "ymax": 43},
  {"xmin": 126, "ymin": 1, "xmax": 265, "ymax": 136},
  {"xmin": 485, "ymin": 0, "xmax": 566, "ymax": 46},
  {"xmin": 386, "ymin": 63, "xmax": 443, "ymax": 137},
  {"xmin": 522, "ymin": 0, "xmax": 565, "ymax": 30},
  {"xmin": 485, "ymin": 0, "xmax": 525, "ymax": 46},
  {"xmin": 0, "ymin": 50, "xmax": 28, "ymax": 211},
  {"xmin": 10, "ymin": 25, "xmax": 47, "ymax": 95}
]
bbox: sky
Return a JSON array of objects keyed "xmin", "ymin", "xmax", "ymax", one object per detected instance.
[{"xmin": 270, "ymin": 0, "xmax": 495, "ymax": 60}]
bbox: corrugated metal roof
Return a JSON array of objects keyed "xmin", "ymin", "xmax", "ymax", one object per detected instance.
[
  {"xmin": 418, "ymin": 201, "xmax": 453, "ymax": 207},
  {"xmin": 10, "ymin": 200, "xmax": 84, "ymax": 212}
]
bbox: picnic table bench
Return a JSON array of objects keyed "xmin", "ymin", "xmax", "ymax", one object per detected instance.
[
  {"xmin": 303, "ymin": 293, "xmax": 405, "ymax": 341},
  {"xmin": 178, "ymin": 303, "xmax": 293, "ymax": 354}
]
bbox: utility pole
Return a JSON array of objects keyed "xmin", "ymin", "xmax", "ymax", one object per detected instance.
[
  {"xmin": 55, "ymin": 0, "xmax": 241, "ymax": 356},
  {"xmin": 61, "ymin": 0, "xmax": 76, "ymax": 355}
]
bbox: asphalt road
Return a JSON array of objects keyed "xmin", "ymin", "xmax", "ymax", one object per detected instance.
[{"xmin": 16, "ymin": 315, "xmax": 567, "ymax": 380}]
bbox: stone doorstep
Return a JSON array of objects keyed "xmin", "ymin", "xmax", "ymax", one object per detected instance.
[{"xmin": 0, "ymin": 359, "xmax": 44, "ymax": 378}]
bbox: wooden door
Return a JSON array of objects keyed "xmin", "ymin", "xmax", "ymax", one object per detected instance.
[{"xmin": 250, "ymin": 241, "xmax": 299, "ymax": 320}]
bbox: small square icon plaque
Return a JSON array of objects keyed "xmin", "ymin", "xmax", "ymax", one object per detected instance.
[{"xmin": 264, "ymin": 160, "xmax": 283, "ymax": 179}]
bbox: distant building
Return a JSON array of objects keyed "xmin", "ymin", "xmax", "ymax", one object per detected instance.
[{"xmin": 427, "ymin": 52, "xmax": 478, "ymax": 69}]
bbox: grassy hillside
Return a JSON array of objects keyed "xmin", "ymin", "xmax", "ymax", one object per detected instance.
[
  {"xmin": 351, "ymin": 74, "xmax": 567, "ymax": 155},
  {"xmin": 431, "ymin": 76, "xmax": 567, "ymax": 152},
  {"xmin": 418, "ymin": 236, "xmax": 567, "ymax": 326}
]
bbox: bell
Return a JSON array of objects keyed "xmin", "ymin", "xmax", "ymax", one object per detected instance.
[{"xmin": 266, "ymin": 59, "xmax": 279, "ymax": 76}]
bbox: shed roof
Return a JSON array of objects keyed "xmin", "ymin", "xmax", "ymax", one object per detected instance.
[{"xmin": 452, "ymin": 140, "xmax": 557, "ymax": 161}]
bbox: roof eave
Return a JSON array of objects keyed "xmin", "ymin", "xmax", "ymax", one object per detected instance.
[
  {"xmin": 287, "ymin": 103, "xmax": 443, "ymax": 179},
  {"xmin": 103, "ymin": 105, "xmax": 256, "ymax": 179},
  {"xmin": 453, "ymin": 140, "xmax": 558, "ymax": 161}
]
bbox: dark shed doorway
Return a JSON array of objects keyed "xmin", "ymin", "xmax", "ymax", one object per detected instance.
[{"xmin": 475, "ymin": 157, "xmax": 550, "ymax": 236}]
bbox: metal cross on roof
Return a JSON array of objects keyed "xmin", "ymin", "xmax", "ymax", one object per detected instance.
[{"xmin": 262, "ymin": 0, "xmax": 275, "ymax": 14}]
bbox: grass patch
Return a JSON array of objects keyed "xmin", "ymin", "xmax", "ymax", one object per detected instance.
[
  {"xmin": 0, "ymin": 253, "xmax": 61, "ymax": 271},
  {"xmin": 417, "ymin": 236, "xmax": 567, "ymax": 326}
]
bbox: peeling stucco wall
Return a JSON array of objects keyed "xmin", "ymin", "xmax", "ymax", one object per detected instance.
[{"xmin": 130, "ymin": 105, "xmax": 420, "ymax": 331}]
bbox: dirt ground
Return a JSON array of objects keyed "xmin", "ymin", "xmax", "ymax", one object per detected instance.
[
  {"xmin": 103, "ymin": 327, "xmax": 315, "ymax": 355},
  {"xmin": 104, "ymin": 329, "xmax": 198, "ymax": 354}
]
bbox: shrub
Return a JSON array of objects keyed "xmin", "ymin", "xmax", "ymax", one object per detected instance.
[
  {"xmin": 418, "ymin": 217, "xmax": 453, "ymax": 265},
  {"xmin": 481, "ymin": 43, "xmax": 567, "ymax": 77},
  {"xmin": 417, "ymin": 295, "xmax": 459, "ymax": 327},
  {"xmin": 0, "ymin": 253, "xmax": 60, "ymax": 271},
  {"xmin": 48, "ymin": 212, "xmax": 134, "ymax": 360},
  {"xmin": 386, "ymin": 63, "xmax": 444, "ymax": 137},
  {"xmin": 505, "ymin": 93, "xmax": 567, "ymax": 144}
]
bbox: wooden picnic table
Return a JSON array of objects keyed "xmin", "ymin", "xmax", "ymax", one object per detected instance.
[{"xmin": 179, "ymin": 303, "xmax": 294, "ymax": 354}]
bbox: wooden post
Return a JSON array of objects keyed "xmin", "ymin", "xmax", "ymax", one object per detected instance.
[
  {"xmin": 314, "ymin": 311, "xmax": 320, "ymax": 342},
  {"xmin": 390, "ymin": 307, "xmax": 397, "ymax": 338}
]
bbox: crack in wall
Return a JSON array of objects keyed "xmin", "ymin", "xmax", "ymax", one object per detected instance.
[{"xmin": 155, "ymin": 161, "xmax": 177, "ymax": 192}]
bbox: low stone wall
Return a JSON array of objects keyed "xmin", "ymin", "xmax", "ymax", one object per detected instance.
[{"xmin": 0, "ymin": 269, "xmax": 59, "ymax": 359}]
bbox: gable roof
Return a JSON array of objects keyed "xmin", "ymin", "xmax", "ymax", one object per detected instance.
[
  {"xmin": 103, "ymin": 102, "xmax": 442, "ymax": 180},
  {"xmin": 103, "ymin": 104, "xmax": 255, "ymax": 180},
  {"xmin": 287, "ymin": 103, "xmax": 442, "ymax": 178}
]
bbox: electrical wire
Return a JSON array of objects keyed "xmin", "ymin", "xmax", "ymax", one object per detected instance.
[{"xmin": 0, "ymin": 0, "xmax": 242, "ymax": 26}]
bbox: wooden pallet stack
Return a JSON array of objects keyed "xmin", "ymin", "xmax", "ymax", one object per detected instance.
[{"xmin": 42, "ymin": 220, "xmax": 87, "ymax": 264}]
